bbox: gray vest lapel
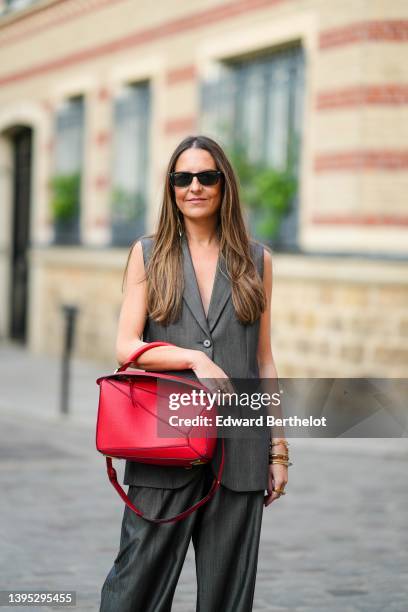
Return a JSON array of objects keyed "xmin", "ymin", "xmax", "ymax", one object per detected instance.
[
  {"xmin": 181, "ymin": 234, "xmax": 231, "ymax": 334},
  {"xmin": 181, "ymin": 235, "xmax": 211, "ymax": 336},
  {"xmin": 207, "ymin": 253, "xmax": 231, "ymax": 332}
]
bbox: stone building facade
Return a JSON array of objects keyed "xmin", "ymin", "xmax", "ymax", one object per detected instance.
[{"xmin": 0, "ymin": 0, "xmax": 407, "ymax": 375}]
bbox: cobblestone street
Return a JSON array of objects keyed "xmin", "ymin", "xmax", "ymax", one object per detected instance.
[{"xmin": 0, "ymin": 343, "xmax": 407, "ymax": 611}]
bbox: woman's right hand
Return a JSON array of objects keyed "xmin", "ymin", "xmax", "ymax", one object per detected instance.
[{"xmin": 190, "ymin": 351, "xmax": 235, "ymax": 395}]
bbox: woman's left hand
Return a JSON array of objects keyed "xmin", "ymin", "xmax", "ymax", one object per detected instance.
[{"xmin": 264, "ymin": 464, "xmax": 288, "ymax": 507}]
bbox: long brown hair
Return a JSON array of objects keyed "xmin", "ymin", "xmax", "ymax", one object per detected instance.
[{"xmin": 124, "ymin": 135, "xmax": 266, "ymax": 325}]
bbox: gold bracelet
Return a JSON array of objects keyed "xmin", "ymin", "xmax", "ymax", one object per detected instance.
[
  {"xmin": 269, "ymin": 459, "xmax": 293, "ymax": 466},
  {"xmin": 269, "ymin": 453, "xmax": 289, "ymax": 459},
  {"xmin": 270, "ymin": 439, "xmax": 289, "ymax": 448}
]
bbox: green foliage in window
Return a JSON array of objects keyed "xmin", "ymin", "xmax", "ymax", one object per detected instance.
[
  {"xmin": 228, "ymin": 143, "xmax": 297, "ymax": 241},
  {"xmin": 49, "ymin": 173, "xmax": 80, "ymax": 222},
  {"xmin": 111, "ymin": 188, "xmax": 144, "ymax": 222}
]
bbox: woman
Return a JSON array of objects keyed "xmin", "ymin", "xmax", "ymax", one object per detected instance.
[{"xmin": 100, "ymin": 135, "xmax": 289, "ymax": 612}]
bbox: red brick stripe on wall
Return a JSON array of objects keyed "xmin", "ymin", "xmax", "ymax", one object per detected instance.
[
  {"xmin": 312, "ymin": 214, "xmax": 408, "ymax": 227},
  {"xmin": 320, "ymin": 20, "xmax": 408, "ymax": 49},
  {"xmin": 94, "ymin": 216, "xmax": 109, "ymax": 227},
  {"xmin": 315, "ymin": 151, "xmax": 408, "ymax": 172},
  {"xmin": 97, "ymin": 87, "xmax": 111, "ymax": 101},
  {"xmin": 317, "ymin": 85, "xmax": 408, "ymax": 109},
  {"xmin": 164, "ymin": 117, "xmax": 197, "ymax": 134},
  {"xmin": 0, "ymin": 0, "xmax": 286, "ymax": 84},
  {"xmin": 166, "ymin": 65, "xmax": 197, "ymax": 85},
  {"xmin": 94, "ymin": 175, "xmax": 109, "ymax": 190},
  {"xmin": 95, "ymin": 130, "xmax": 110, "ymax": 146},
  {"xmin": 0, "ymin": 0, "xmax": 129, "ymax": 48}
]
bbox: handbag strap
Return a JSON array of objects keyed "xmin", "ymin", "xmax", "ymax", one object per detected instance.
[
  {"xmin": 116, "ymin": 341, "xmax": 174, "ymax": 373},
  {"xmin": 111, "ymin": 340, "xmax": 225, "ymax": 523},
  {"xmin": 105, "ymin": 438, "xmax": 225, "ymax": 524}
]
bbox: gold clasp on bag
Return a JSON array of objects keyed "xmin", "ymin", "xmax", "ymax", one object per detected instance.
[{"xmin": 191, "ymin": 459, "xmax": 206, "ymax": 465}]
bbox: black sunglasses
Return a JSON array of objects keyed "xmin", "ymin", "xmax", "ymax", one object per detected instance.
[{"xmin": 169, "ymin": 170, "xmax": 223, "ymax": 188}]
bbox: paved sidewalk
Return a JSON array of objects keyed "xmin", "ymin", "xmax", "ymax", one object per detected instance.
[
  {"xmin": 1, "ymin": 342, "xmax": 408, "ymax": 611},
  {"xmin": 0, "ymin": 342, "xmax": 106, "ymax": 426}
]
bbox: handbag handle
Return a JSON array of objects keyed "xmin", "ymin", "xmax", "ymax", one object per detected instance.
[
  {"xmin": 116, "ymin": 341, "xmax": 174, "ymax": 373},
  {"xmin": 110, "ymin": 340, "xmax": 225, "ymax": 523},
  {"xmin": 105, "ymin": 438, "xmax": 225, "ymax": 524}
]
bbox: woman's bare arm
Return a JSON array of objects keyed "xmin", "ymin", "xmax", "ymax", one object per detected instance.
[
  {"xmin": 116, "ymin": 241, "xmax": 197, "ymax": 369},
  {"xmin": 257, "ymin": 248, "xmax": 285, "ymax": 439},
  {"xmin": 116, "ymin": 241, "xmax": 227, "ymax": 380},
  {"xmin": 258, "ymin": 248, "xmax": 288, "ymax": 507}
]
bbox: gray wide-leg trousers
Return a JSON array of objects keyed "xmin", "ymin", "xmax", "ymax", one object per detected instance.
[{"xmin": 99, "ymin": 465, "xmax": 265, "ymax": 612}]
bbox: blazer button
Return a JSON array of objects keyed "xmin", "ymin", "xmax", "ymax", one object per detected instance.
[{"xmin": 203, "ymin": 339, "xmax": 211, "ymax": 348}]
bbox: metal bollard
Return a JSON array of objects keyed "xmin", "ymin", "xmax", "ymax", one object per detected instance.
[{"xmin": 60, "ymin": 304, "xmax": 79, "ymax": 416}]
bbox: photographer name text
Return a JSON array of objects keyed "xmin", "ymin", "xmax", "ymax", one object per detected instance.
[{"xmin": 168, "ymin": 415, "xmax": 327, "ymax": 428}]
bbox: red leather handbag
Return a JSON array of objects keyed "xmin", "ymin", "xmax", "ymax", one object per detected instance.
[{"xmin": 96, "ymin": 341, "xmax": 224, "ymax": 524}]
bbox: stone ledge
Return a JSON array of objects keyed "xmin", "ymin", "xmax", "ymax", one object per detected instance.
[
  {"xmin": 29, "ymin": 246, "xmax": 129, "ymax": 270},
  {"xmin": 29, "ymin": 247, "xmax": 408, "ymax": 284},
  {"xmin": 273, "ymin": 254, "xmax": 408, "ymax": 285}
]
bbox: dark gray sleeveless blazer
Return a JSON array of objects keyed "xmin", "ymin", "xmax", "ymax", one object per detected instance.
[{"xmin": 123, "ymin": 234, "xmax": 270, "ymax": 492}]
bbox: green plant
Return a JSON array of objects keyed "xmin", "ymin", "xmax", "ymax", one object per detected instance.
[
  {"xmin": 228, "ymin": 143, "xmax": 297, "ymax": 241},
  {"xmin": 49, "ymin": 173, "xmax": 80, "ymax": 222},
  {"xmin": 111, "ymin": 187, "xmax": 144, "ymax": 223}
]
